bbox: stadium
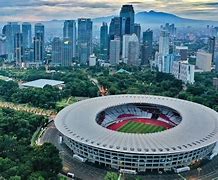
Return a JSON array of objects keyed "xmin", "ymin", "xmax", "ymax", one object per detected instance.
[{"xmin": 54, "ymin": 95, "xmax": 218, "ymax": 173}]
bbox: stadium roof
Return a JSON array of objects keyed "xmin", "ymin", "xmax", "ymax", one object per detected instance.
[
  {"xmin": 55, "ymin": 95, "xmax": 218, "ymax": 154},
  {"xmin": 22, "ymin": 79, "xmax": 64, "ymax": 88}
]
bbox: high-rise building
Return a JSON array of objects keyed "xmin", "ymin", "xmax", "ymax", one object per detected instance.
[
  {"xmin": 33, "ymin": 33, "xmax": 43, "ymax": 62},
  {"xmin": 141, "ymin": 29, "xmax": 153, "ymax": 65},
  {"xmin": 196, "ymin": 50, "xmax": 212, "ymax": 72},
  {"xmin": 52, "ymin": 37, "xmax": 62, "ymax": 65},
  {"xmin": 100, "ymin": 22, "xmax": 108, "ymax": 60},
  {"xmin": 175, "ymin": 46, "xmax": 188, "ymax": 61},
  {"xmin": 215, "ymin": 36, "xmax": 218, "ymax": 72},
  {"xmin": 122, "ymin": 34, "xmax": 132, "ymax": 63},
  {"xmin": 2, "ymin": 22, "xmax": 20, "ymax": 61},
  {"xmin": 78, "ymin": 18, "xmax": 93, "ymax": 65},
  {"xmin": 159, "ymin": 30, "xmax": 169, "ymax": 56},
  {"xmin": 127, "ymin": 34, "xmax": 140, "ymax": 66},
  {"xmin": 34, "ymin": 23, "xmax": 44, "ymax": 41},
  {"xmin": 208, "ymin": 36, "xmax": 215, "ymax": 62},
  {"xmin": 120, "ymin": 5, "xmax": 135, "ymax": 35},
  {"xmin": 109, "ymin": 38, "xmax": 120, "ymax": 65},
  {"xmin": 63, "ymin": 20, "xmax": 76, "ymax": 58},
  {"xmin": 62, "ymin": 38, "xmax": 73, "ymax": 66},
  {"xmin": 134, "ymin": 23, "xmax": 141, "ymax": 41},
  {"xmin": 0, "ymin": 34, "xmax": 6, "ymax": 56},
  {"xmin": 22, "ymin": 22, "xmax": 32, "ymax": 49},
  {"xmin": 109, "ymin": 17, "xmax": 122, "ymax": 40},
  {"xmin": 14, "ymin": 33, "xmax": 23, "ymax": 65},
  {"xmin": 34, "ymin": 23, "xmax": 45, "ymax": 62}
]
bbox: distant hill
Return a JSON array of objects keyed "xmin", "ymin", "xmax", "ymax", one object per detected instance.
[{"xmin": 93, "ymin": 10, "xmax": 218, "ymax": 26}]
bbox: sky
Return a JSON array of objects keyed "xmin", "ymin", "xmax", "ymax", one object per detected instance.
[{"xmin": 0, "ymin": 0, "xmax": 218, "ymax": 22}]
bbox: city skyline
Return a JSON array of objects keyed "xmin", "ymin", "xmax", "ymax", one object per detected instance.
[{"xmin": 0, "ymin": 0, "xmax": 218, "ymax": 22}]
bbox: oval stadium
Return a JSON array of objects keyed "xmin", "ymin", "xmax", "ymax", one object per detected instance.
[{"xmin": 54, "ymin": 95, "xmax": 218, "ymax": 173}]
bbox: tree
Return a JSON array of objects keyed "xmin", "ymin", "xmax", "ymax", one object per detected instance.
[{"xmin": 104, "ymin": 172, "xmax": 119, "ymax": 180}]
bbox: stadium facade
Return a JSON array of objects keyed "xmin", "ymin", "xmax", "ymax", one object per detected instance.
[{"xmin": 54, "ymin": 95, "xmax": 218, "ymax": 172}]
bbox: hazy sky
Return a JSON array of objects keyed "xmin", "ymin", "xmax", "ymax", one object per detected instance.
[{"xmin": 0, "ymin": 0, "xmax": 218, "ymax": 22}]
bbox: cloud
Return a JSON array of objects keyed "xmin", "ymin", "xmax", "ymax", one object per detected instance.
[{"xmin": 0, "ymin": 0, "xmax": 217, "ymax": 22}]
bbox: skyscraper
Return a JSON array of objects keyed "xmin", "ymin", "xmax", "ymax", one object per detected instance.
[
  {"xmin": 33, "ymin": 33, "xmax": 43, "ymax": 62},
  {"xmin": 62, "ymin": 38, "xmax": 73, "ymax": 66},
  {"xmin": 63, "ymin": 20, "xmax": 76, "ymax": 58},
  {"xmin": 109, "ymin": 17, "xmax": 122, "ymax": 40},
  {"xmin": 100, "ymin": 22, "xmax": 108, "ymax": 60},
  {"xmin": 14, "ymin": 33, "xmax": 24, "ymax": 65},
  {"xmin": 134, "ymin": 23, "xmax": 141, "ymax": 41},
  {"xmin": 22, "ymin": 22, "xmax": 32, "ymax": 49},
  {"xmin": 34, "ymin": 23, "xmax": 44, "ymax": 41},
  {"xmin": 208, "ymin": 36, "xmax": 215, "ymax": 62},
  {"xmin": 109, "ymin": 38, "xmax": 120, "ymax": 65},
  {"xmin": 159, "ymin": 30, "xmax": 170, "ymax": 56},
  {"xmin": 215, "ymin": 36, "xmax": 218, "ymax": 72},
  {"xmin": 122, "ymin": 34, "xmax": 132, "ymax": 63},
  {"xmin": 34, "ymin": 23, "xmax": 45, "ymax": 62},
  {"xmin": 2, "ymin": 22, "xmax": 20, "ymax": 61},
  {"xmin": 0, "ymin": 34, "xmax": 6, "ymax": 56},
  {"xmin": 127, "ymin": 34, "xmax": 140, "ymax": 66},
  {"xmin": 52, "ymin": 37, "xmax": 62, "ymax": 65},
  {"xmin": 120, "ymin": 5, "xmax": 135, "ymax": 35},
  {"xmin": 78, "ymin": 18, "xmax": 93, "ymax": 65},
  {"xmin": 141, "ymin": 29, "xmax": 153, "ymax": 65}
]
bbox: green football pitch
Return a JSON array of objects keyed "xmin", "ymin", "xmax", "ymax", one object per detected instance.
[{"xmin": 118, "ymin": 121, "xmax": 166, "ymax": 134}]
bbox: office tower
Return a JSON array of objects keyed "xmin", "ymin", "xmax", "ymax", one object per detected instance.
[
  {"xmin": 109, "ymin": 38, "xmax": 120, "ymax": 65},
  {"xmin": 134, "ymin": 23, "xmax": 141, "ymax": 41},
  {"xmin": 0, "ymin": 34, "xmax": 6, "ymax": 56},
  {"xmin": 62, "ymin": 38, "xmax": 73, "ymax": 66},
  {"xmin": 141, "ymin": 29, "xmax": 153, "ymax": 65},
  {"xmin": 159, "ymin": 30, "xmax": 169, "ymax": 56},
  {"xmin": 208, "ymin": 36, "xmax": 215, "ymax": 62},
  {"xmin": 120, "ymin": 5, "xmax": 135, "ymax": 35},
  {"xmin": 2, "ymin": 22, "xmax": 20, "ymax": 61},
  {"xmin": 52, "ymin": 37, "xmax": 62, "ymax": 65},
  {"xmin": 22, "ymin": 22, "xmax": 32, "ymax": 49},
  {"xmin": 100, "ymin": 22, "xmax": 108, "ymax": 60},
  {"xmin": 196, "ymin": 50, "xmax": 212, "ymax": 72},
  {"xmin": 34, "ymin": 23, "xmax": 44, "ymax": 41},
  {"xmin": 78, "ymin": 18, "xmax": 93, "ymax": 65},
  {"xmin": 34, "ymin": 23, "xmax": 45, "ymax": 61},
  {"xmin": 162, "ymin": 54, "xmax": 176, "ymax": 73},
  {"xmin": 142, "ymin": 29, "xmax": 153, "ymax": 65},
  {"xmin": 122, "ymin": 34, "xmax": 131, "ymax": 63},
  {"xmin": 33, "ymin": 33, "xmax": 43, "ymax": 62},
  {"xmin": 175, "ymin": 46, "xmax": 188, "ymax": 61},
  {"xmin": 14, "ymin": 33, "xmax": 23, "ymax": 65},
  {"xmin": 109, "ymin": 17, "xmax": 122, "ymax": 40},
  {"xmin": 127, "ymin": 34, "xmax": 140, "ymax": 66},
  {"xmin": 63, "ymin": 20, "xmax": 76, "ymax": 58},
  {"xmin": 215, "ymin": 37, "xmax": 218, "ymax": 72}
]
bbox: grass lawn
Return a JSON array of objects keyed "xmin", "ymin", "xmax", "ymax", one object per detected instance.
[
  {"xmin": 56, "ymin": 97, "xmax": 77, "ymax": 109},
  {"xmin": 118, "ymin": 121, "xmax": 165, "ymax": 134}
]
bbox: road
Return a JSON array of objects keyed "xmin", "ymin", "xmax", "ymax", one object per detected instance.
[
  {"xmin": 40, "ymin": 122, "xmax": 218, "ymax": 180},
  {"xmin": 39, "ymin": 122, "xmax": 107, "ymax": 180}
]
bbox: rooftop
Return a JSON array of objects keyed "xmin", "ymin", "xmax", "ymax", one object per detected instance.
[{"xmin": 22, "ymin": 79, "xmax": 64, "ymax": 88}]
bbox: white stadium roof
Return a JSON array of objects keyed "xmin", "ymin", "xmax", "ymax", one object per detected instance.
[
  {"xmin": 55, "ymin": 95, "xmax": 218, "ymax": 154},
  {"xmin": 22, "ymin": 79, "xmax": 64, "ymax": 88}
]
